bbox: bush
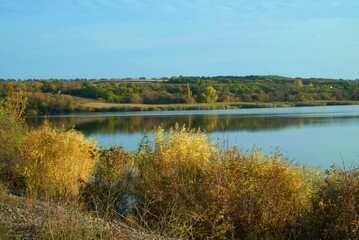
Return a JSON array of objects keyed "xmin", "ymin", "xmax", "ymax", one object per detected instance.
[
  {"xmin": 131, "ymin": 125, "xmax": 317, "ymax": 239},
  {"xmin": 2, "ymin": 100, "xmax": 356, "ymax": 239},
  {"xmin": 17, "ymin": 122, "xmax": 97, "ymax": 199},
  {"xmin": 206, "ymin": 148, "xmax": 316, "ymax": 239},
  {"xmin": 82, "ymin": 146, "xmax": 135, "ymax": 220},
  {"xmin": 0, "ymin": 94, "xmax": 27, "ymax": 185},
  {"xmin": 308, "ymin": 165, "xmax": 359, "ymax": 239},
  {"xmin": 134, "ymin": 125, "xmax": 217, "ymax": 238}
]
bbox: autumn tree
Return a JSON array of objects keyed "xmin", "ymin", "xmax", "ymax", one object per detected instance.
[
  {"xmin": 197, "ymin": 86, "xmax": 218, "ymax": 103},
  {"xmin": 295, "ymin": 79, "xmax": 304, "ymax": 88}
]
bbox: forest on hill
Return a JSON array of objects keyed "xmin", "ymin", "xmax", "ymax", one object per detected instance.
[{"xmin": 1, "ymin": 75, "xmax": 358, "ymax": 115}]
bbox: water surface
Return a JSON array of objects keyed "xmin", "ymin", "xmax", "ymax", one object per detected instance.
[{"xmin": 27, "ymin": 105, "xmax": 359, "ymax": 169}]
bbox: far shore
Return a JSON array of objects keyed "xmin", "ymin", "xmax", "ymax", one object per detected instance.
[
  {"xmin": 77, "ymin": 100, "xmax": 359, "ymax": 112},
  {"xmin": 25, "ymin": 100, "xmax": 359, "ymax": 116}
]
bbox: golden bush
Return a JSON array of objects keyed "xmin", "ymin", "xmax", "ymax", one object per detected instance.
[
  {"xmin": 18, "ymin": 122, "xmax": 97, "ymax": 198},
  {"xmin": 309, "ymin": 165, "xmax": 359, "ymax": 239},
  {"xmin": 210, "ymin": 148, "xmax": 316, "ymax": 239},
  {"xmin": 154, "ymin": 123, "xmax": 216, "ymax": 170},
  {"xmin": 134, "ymin": 124, "xmax": 218, "ymax": 237},
  {"xmin": 132, "ymin": 126, "xmax": 320, "ymax": 238},
  {"xmin": 0, "ymin": 94, "xmax": 27, "ymax": 184}
]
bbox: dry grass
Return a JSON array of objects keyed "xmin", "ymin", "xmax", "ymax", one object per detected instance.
[
  {"xmin": 0, "ymin": 196, "xmax": 154, "ymax": 240},
  {"xmin": 79, "ymin": 101, "xmax": 288, "ymax": 113},
  {"xmin": 79, "ymin": 100, "xmax": 359, "ymax": 113},
  {"xmin": 87, "ymin": 126, "xmax": 358, "ymax": 239}
]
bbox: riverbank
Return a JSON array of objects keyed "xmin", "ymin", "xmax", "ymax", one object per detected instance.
[
  {"xmin": 77, "ymin": 100, "xmax": 359, "ymax": 113},
  {"xmin": 0, "ymin": 191, "xmax": 163, "ymax": 240},
  {"xmin": 3, "ymin": 76, "xmax": 359, "ymax": 115}
]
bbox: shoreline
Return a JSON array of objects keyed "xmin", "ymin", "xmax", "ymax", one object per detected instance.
[
  {"xmin": 72, "ymin": 100, "xmax": 359, "ymax": 113},
  {"xmin": 25, "ymin": 100, "xmax": 359, "ymax": 116}
]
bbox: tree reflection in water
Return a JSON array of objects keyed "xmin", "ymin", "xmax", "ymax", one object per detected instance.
[{"xmin": 26, "ymin": 112, "xmax": 357, "ymax": 135}]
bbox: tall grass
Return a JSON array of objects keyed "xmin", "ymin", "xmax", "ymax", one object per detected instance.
[{"xmin": 87, "ymin": 125, "xmax": 358, "ymax": 239}]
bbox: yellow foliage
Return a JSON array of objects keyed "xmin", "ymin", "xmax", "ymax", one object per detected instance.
[
  {"xmin": 190, "ymin": 148, "xmax": 316, "ymax": 239},
  {"xmin": 0, "ymin": 95, "xmax": 26, "ymax": 184},
  {"xmin": 132, "ymin": 126, "xmax": 321, "ymax": 238},
  {"xmin": 154, "ymin": 123, "xmax": 216, "ymax": 170},
  {"xmin": 310, "ymin": 165, "xmax": 359, "ymax": 239},
  {"xmin": 134, "ymin": 125, "xmax": 219, "ymax": 237},
  {"xmin": 18, "ymin": 122, "xmax": 97, "ymax": 198},
  {"xmin": 4, "ymin": 93, "xmax": 27, "ymax": 123}
]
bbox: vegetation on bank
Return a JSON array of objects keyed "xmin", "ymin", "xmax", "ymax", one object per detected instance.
[
  {"xmin": 0, "ymin": 191, "xmax": 149, "ymax": 240},
  {"xmin": 0, "ymin": 95, "xmax": 358, "ymax": 239},
  {"xmin": 0, "ymin": 75, "xmax": 358, "ymax": 115},
  {"xmin": 68, "ymin": 100, "xmax": 359, "ymax": 113}
]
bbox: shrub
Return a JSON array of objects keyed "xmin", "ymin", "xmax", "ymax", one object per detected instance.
[
  {"xmin": 132, "ymin": 126, "xmax": 317, "ymax": 239},
  {"xmin": 206, "ymin": 148, "xmax": 316, "ymax": 239},
  {"xmin": 0, "ymin": 94, "xmax": 27, "ymax": 184},
  {"xmin": 3, "ymin": 116, "xmax": 353, "ymax": 239},
  {"xmin": 17, "ymin": 122, "xmax": 97, "ymax": 199},
  {"xmin": 134, "ymin": 124, "xmax": 218, "ymax": 238},
  {"xmin": 308, "ymin": 165, "xmax": 359, "ymax": 239},
  {"xmin": 82, "ymin": 146, "xmax": 135, "ymax": 220}
]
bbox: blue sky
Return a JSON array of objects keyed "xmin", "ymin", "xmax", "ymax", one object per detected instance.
[{"xmin": 1, "ymin": 0, "xmax": 358, "ymax": 79}]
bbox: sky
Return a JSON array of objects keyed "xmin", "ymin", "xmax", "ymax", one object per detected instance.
[{"xmin": 0, "ymin": 0, "xmax": 358, "ymax": 79}]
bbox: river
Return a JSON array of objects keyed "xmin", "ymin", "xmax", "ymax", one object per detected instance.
[{"xmin": 27, "ymin": 105, "xmax": 359, "ymax": 169}]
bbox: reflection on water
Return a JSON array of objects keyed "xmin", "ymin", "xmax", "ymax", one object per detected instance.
[
  {"xmin": 27, "ymin": 114, "xmax": 358, "ymax": 135},
  {"xmin": 28, "ymin": 115, "xmax": 358, "ymax": 136},
  {"xmin": 26, "ymin": 105, "xmax": 359, "ymax": 169}
]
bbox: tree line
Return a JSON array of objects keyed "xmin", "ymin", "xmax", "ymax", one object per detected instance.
[{"xmin": 1, "ymin": 75, "xmax": 358, "ymax": 114}]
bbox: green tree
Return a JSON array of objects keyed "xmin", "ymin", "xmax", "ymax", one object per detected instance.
[{"xmin": 185, "ymin": 83, "xmax": 196, "ymax": 103}]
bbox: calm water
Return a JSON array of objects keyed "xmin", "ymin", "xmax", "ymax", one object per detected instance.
[{"xmin": 27, "ymin": 105, "xmax": 359, "ymax": 169}]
